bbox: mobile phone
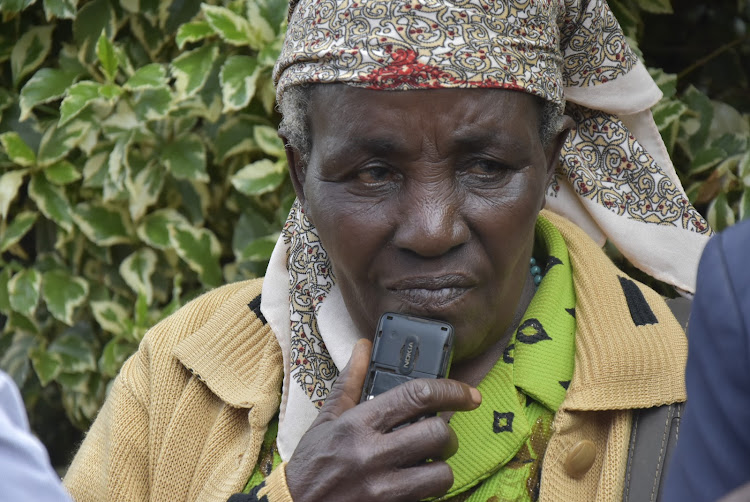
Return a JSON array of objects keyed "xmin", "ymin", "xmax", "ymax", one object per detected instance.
[{"xmin": 360, "ymin": 312, "xmax": 455, "ymax": 403}]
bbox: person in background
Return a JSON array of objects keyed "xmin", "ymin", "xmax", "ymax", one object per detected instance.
[
  {"xmin": 662, "ymin": 219, "xmax": 750, "ymax": 502},
  {"xmin": 0, "ymin": 370, "xmax": 73, "ymax": 501}
]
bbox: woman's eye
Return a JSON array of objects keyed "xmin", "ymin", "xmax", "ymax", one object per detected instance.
[
  {"xmin": 356, "ymin": 166, "xmax": 393, "ymax": 184},
  {"xmin": 466, "ymin": 159, "xmax": 507, "ymax": 176}
]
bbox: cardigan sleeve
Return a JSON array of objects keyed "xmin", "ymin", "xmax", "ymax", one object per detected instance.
[
  {"xmin": 63, "ymin": 347, "xmax": 152, "ymax": 501},
  {"xmin": 228, "ymin": 463, "xmax": 295, "ymax": 502}
]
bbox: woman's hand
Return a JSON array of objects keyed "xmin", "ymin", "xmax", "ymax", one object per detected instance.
[{"xmin": 285, "ymin": 339, "xmax": 482, "ymax": 502}]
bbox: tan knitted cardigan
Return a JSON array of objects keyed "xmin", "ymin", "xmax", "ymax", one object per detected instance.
[{"xmin": 63, "ymin": 211, "xmax": 687, "ymax": 502}]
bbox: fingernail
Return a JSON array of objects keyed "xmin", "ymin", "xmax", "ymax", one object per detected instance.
[{"xmin": 470, "ymin": 387, "xmax": 482, "ymax": 405}]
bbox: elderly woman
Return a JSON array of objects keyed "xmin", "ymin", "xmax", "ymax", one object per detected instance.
[{"xmin": 64, "ymin": 1, "xmax": 712, "ymax": 501}]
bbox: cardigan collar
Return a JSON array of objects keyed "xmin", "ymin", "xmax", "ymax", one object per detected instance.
[
  {"xmin": 171, "ymin": 211, "xmax": 686, "ymax": 425},
  {"xmin": 172, "ymin": 280, "xmax": 283, "ymax": 426},
  {"xmin": 543, "ymin": 209, "xmax": 687, "ymax": 411}
]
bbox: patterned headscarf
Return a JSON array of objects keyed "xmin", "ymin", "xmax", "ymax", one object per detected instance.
[{"xmin": 263, "ymin": 0, "xmax": 712, "ymax": 461}]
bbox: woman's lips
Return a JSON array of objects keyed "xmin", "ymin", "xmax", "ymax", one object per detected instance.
[{"xmin": 384, "ymin": 275, "xmax": 476, "ymax": 310}]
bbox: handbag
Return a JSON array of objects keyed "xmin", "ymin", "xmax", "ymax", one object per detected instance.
[{"xmin": 622, "ymin": 296, "xmax": 691, "ymax": 502}]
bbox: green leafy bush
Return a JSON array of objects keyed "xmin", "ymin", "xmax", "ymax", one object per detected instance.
[
  {"xmin": 0, "ymin": 0, "xmax": 748, "ymax": 465},
  {"xmin": 0, "ymin": 0, "xmax": 292, "ymax": 458}
]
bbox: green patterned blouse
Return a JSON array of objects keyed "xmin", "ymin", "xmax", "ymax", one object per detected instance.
[{"xmin": 244, "ymin": 215, "xmax": 576, "ymax": 502}]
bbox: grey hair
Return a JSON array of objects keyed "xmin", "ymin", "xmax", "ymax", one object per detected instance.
[{"xmin": 278, "ymin": 84, "xmax": 564, "ymax": 165}]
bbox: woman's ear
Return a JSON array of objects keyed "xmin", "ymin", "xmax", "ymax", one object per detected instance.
[
  {"xmin": 281, "ymin": 133, "xmax": 307, "ymax": 205},
  {"xmin": 544, "ymin": 114, "xmax": 575, "ymax": 186}
]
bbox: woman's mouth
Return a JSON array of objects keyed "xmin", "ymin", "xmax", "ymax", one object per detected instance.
[{"xmin": 385, "ymin": 275, "xmax": 476, "ymax": 311}]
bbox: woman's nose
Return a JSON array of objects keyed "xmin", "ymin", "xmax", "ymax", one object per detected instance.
[{"xmin": 391, "ymin": 193, "xmax": 470, "ymax": 258}]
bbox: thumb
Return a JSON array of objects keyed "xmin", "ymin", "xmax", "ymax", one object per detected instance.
[{"xmin": 312, "ymin": 338, "xmax": 372, "ymax": 425}]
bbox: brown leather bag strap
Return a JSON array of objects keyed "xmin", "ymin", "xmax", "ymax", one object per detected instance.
[{"xmin": 622, "ymin": 296, "xmax": 690, "ymax": 502}]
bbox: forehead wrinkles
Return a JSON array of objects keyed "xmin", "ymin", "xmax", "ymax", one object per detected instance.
[{"xmin": 310, "ymin": 87, "xmax": 538, "ymax": 159}]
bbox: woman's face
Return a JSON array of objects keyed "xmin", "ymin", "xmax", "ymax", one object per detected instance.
[{"xmin": 290, "ymin": 85, "xmax": 558, "ymax": 362}]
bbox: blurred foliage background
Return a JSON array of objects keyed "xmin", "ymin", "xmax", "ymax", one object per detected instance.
[{"xmin": 0, "ymin": 0, "xmax": 748, "ymax": 468}]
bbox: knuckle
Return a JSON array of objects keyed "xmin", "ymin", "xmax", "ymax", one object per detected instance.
[
  {"xmin": 401, "ymin": 379, "xmax": 433, "ymax": 410},
  {"xmin": 362, "ymin": 476, "xmax": 390, "ymax": 500},
  {"xmin": 422, "ymin": 417, "xmax": 450, "ymax": 444},
  {"xmin": 431, "ymin": 462, "xmax": 455, "ymax": 493}
]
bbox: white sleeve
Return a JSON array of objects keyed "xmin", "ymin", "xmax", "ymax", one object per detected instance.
[{"xmin": 0, "ymin": 371, "xmax": 73, "ymax": 501}]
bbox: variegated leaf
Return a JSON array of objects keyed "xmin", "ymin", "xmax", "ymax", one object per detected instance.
[
  {"xmin": 162, "ymin": 134, "xmax": 208, "ymax": 181},
  {"xmin": 48, "ymin": 332, "xmax": 97, "ymax": 373},
  {"xmin": 0, "ymin": 88, "xmax": 12, "ymax": 114},
  {"xmin": 652, "ymin": 100, "xmax": 686, "ymax": 132},
  {"xmin": 73, "ymin": 202, "xmax": 136, "ymax": 246},
  {"xmin": 124, "ymin": 63, "xmax": 167, "ymax": 90},
  {"xmin": 0, "ymin": 131, "xmax": 36, "ymax": 166},
  {"xmin": 101, "ymin": 100, "xmax": 141, "ymax": 134},
  {"xmin": 682, "ymin": 86, "xmax": 714, "ymax": 155},
  {"xmin": 0, "ymin": 211, "xmax": 37, "ymax": 253},
  {"xmin": 258, "ymin": 35, "xmax": 284, "ymax": 67},
  {"xmin": 42, "ymin": 269, "xmax": 89, "ymax": 325},
  {"xmin": 215, "ymin": 115, "xmax": 264, "ymax": 161},
  {"xmin": 648, "ymin": 68, "xmax": 677, "ymax": 99},
  {"xmin": 6, "ymin": 312, "xmax": 40, "ymax": 336},
  {"xmin": 740, "ymin": 188, "xmax": 750, "ymax": 221},
  {"xmin": 82, "ymin": 151, "xmax": 109, "ymax": 188},
  {"xmin": 96, "ymin": 31, "xmax": 118, "ymax": 81},
  {"xmin": 103, "ymin": 133, "xmax": 132, "ymax": 201},
  {"xmin": 201, "ymin": 4, "xmax": 254, "ymax": 46},
  {"xmin": 119, "ymin": 0, "xmax": 139, "ymax": 14},
  {"xmin": 245, "ymin": 1, "xmax": 276, "ymax": 50},
  {"xmin": 0, "ymin": 331, "xmax": 37, "ymax": 388},
  {"xmin": 30, "ymin": 347, "xmax": 61, "ymax": 386},
  {"xmin": 126, "ymin": 161, "xmax": 165, "ymax": 220},
  {"xmin": 253, "ymin": 125, "xmax": 285, "ymax": 158},
  {"xmin": 28, "ymin": 173, "xmax": 74, "ymax": 231},
  {"xmin": 59, "ymin": 81, "xmax": 103, "ymax": 125},
  {"xmin": 37, "ymin": 109, "xmax": 95, "ymax": 166},
  {"xmin": 99, "ymin": 338, "xmax": 136, "ymax": 378},
  {"xmin": 255, "ymin": 0, "xmax": 288, "ymax": 34},
  {"xmin": 0, "ymin": 0, "xmax": 35, "ymax": 14},
  {"xmin": 133, "ymin": 87, "xmax": 172, "ymax": 122},
  {"xmin": 0, "ymin": 267, "xmax": 11, "ymax": 313},
  {"xmin": 130, "ymin": 14, "xmax": 167, "ymax": 60},
  {"xmin": 168, "ymin": 224, "xmax": 222, "ymax": 287},
  {"xmin": 237, "ymin": 233, "xmax": 279, "ymax": 262},
  {"xmin": 176, "ymin": 21, "xmax": 214, "ymax": 49},
  {"xmin": 220, "ymin": 55, "xmax": 260, "ymax": 112},
  {"xmin": 232, "ymin": 209, "xmax": 272, "ymax": 256},
  {"xmin": 44, "ymin": 160, "xmax": 81, "ymax": 185},
  {"xmin": 91, "ymin": 300, "xmax": 129, "ymax": 336},
  {"xmin": 119, "ymin": 248, "xmax": 157, "ymax": 303},
  {"xmin": 73, "ymin": 0, "xmax": 115, "ymax": 63},
  {"xmin": 136, "ymin": 208, "xmax": 190, "ymax": 249},
  {"xmin": 172, "ymin": 44, "xmax": 218, "ymax": 99},
  {"xmin": 11, "ymin": 25, "xmax": 54, "ymax": 86},
  {"xmin": 8, "ymin": 268, "xmax": 42, "ymax": 317},
  {"xmin": 690, "ymin": 147, "xmax": 726, "ymax": 175},
  {"xmin": 0, "ymin": 169, "xmax": 28, "ymax": 220},
  {"xmin": 99, "ymin": 82, "xmax": 122, "ymax": 99},
  {"xmin": 256, "ymin": 74, "xmax": 277, "ymax": 115},
  {"xmin": 707, "ymin": 192, "xmax": 735, "ymax": 232},
  {"xmin": 740, "ymin": 152, "xmax": 750, "ymax": 186},
  {"xmin": 43, "ymin": 0, "xmax": 77, "ymax": 19},
  {"xmin": 232, "ymin": 159, "xmax": 286, "ymax": 196}
]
